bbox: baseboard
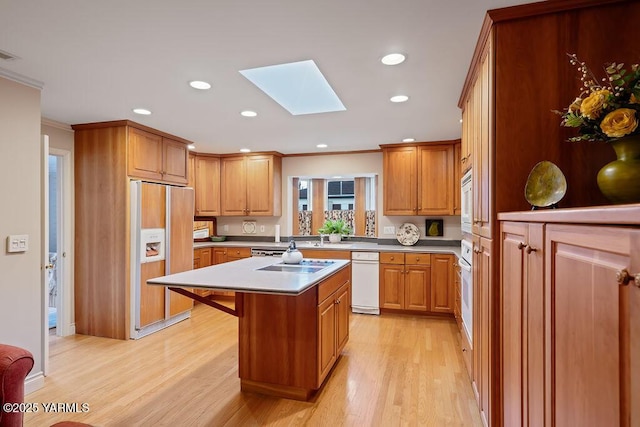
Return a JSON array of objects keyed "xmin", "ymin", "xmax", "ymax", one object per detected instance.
[{"xmin": 24, "ymin": 371, "xmax": 45, "ymax": 395}]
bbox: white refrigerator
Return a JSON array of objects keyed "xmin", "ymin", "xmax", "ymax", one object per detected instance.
[{"xmin": 130, "ymin": 181, "xmax": 194, "ymax": 339}]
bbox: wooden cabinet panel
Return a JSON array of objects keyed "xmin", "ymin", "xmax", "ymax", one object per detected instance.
[
  {"xmin": 417, "ymin": 144, "xmax": 454, "ymax": 215},
  {"xmin": 168, "ymin": 186, "xmax": 194, "ymax": 316},
  {"xmin": 128, "ymin": 127, "xmax": 163, "ymax": 181},
  {"xmin": 220, "ymin": 156, "xmax": 247, "ymax": 216},
  {"xmin": 317, "ymin": 295, "xmax": 337, "ymax": 385},
  {"xmin": 127, "ymin": 127, "xmax": 188, "ymax": 185},
  {"xmin": 379, "ymin": 252, "xmax": 404, "ymax": 264},
  {"xmin": 226, "ymin": 247, "xmax": 251, "ymax": 262},
  {"xmin": 383, "ymin": 146, "xmax": 417, "ymax": 215},
  {"xmin": 195, "ymin": 155, "xmax": 221, "ymax": 216},
  {"xmin": 473, "ymin": 235, "xmax": 492, "ymax": 427},
  {"xmin": 220, "ymin": 154, "xmax": 282, "ymax": 216},
  {"xmin": 380, "ymin": 264, "xmax": 404, "ymax": 310},
  {"xmin": 545, "ymin": 224, "xmax": 636, "ymax": 427},
  {"xmin": 405, "ymin": 265, "xmax": 429, "ymax": 312},
  {"xmin": 139, "ymin": 261, "xmax": 166, "ymax": 327},
  {"xmin": 430, "ymin": 254, "xmax": 454, "ymax": 314},
  {"xmin": 162, "ymin": 137, "xmax": 188, "ymax": 185},
  {"xmin": 335, "ymin": 282, "xmax": 350, "ymax": 354},
  {"xmin": 300, "ymin": 249, "xmax": 351, "ymax": 260},
  {"xmin": 380, "ymin": 253, "xmax": 440, "ymax": 313}
]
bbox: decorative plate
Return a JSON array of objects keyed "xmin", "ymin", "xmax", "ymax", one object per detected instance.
[
  {"xmin": 396, "ymin": 223, "xmax": 420, "ymax": 246},
  {"xmin": 525, "ymin": 161, "xmax": 567, "ymax": 208}
]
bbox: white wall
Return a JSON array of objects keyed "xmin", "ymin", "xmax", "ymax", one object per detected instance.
[
  {"xmin": 217, "ymin": 151, "xmax": 462, "ymax": 241},
  {"xmin": 0, "ymin": 76, "xmax": 44, "ymax": 381}
]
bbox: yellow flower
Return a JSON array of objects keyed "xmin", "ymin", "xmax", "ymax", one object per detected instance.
[
  {"xmin": 600, "ymin": 108, "xmax": 638, "ymax": 138},
  {"xmin": 631, "ymin": 93, "xmax": 639, "ymax": 104},
  {"xmin": 580, "ymin": 89, "xmax": 611, "ymax": 119}
]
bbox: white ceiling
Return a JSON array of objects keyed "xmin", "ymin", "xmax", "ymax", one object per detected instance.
[{"xmin": 0, "ymin": 0, "xmax": 534, "ymax": 154}]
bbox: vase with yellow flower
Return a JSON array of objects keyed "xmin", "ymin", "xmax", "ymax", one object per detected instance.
[{"xmin": 555, "ymin": 54, "xmax": 640, "ymax": 204}]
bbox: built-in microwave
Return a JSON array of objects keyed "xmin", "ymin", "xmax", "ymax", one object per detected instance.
[{"xmin": 461, "ymin": 170, "xmax": 472, "ymax": 234}]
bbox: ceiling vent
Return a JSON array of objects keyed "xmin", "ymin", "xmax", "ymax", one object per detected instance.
[{"xmin": 0, "ymin": 49, "xmax": 19, "ymax": 61}]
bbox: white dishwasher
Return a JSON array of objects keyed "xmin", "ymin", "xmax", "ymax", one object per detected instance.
[{"xmin": 351, "ymin": 252, "xmax": 380, "ymax": 315}]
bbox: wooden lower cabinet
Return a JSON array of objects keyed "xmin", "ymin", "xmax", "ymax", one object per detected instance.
[
  {"xmin": 498, "ymin": 213, "xmax": 640, "ymax": 427},
  {"xmin": 379, "ymin": 253, "xmax": 431, "ymax": 312},
  {"xmin": 213, "ymin": 247, "xmax": 251, "ymax": 297},
  {"xmin": 379, "ymin": 252, "xmax": 454, "ymax": 315}
]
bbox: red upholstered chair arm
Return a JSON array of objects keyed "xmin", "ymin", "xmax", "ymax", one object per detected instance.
[{"xmin": 0, "ymin": 344, "xmax": 35, "ymax": 427}]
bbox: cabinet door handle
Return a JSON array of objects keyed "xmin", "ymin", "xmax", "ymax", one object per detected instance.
[
  {"xmin": 617, "ymin": 269, "xmax": 640, "ymax": 286},
  {"xmin": 517, "ymin": 242, "xmax": 526, "ymax": 250},
  {"xmin": 525, "ymin": 245, "xmax": 537, "ymax": 254}
]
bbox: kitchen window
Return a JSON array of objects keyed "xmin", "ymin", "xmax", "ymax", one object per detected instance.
[{"xmin": 292, "ymin": 175, "xmax": 377, "ymax": 237}]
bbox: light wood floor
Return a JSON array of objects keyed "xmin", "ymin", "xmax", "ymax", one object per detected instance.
[{"xmin": 26, "ymin": 303, "xmax": 482, "ymax": 427}]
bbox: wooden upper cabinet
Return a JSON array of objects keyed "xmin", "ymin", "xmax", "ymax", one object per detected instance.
[
  {"xmin": 382, "ymin": 142, "xmax": 457, "ymax": 216},
  {"xmin": 417, "ymin": 144, "xmax": 454, "ymax": 215},
  {"xmin": 195, "ymin": 155, "xmax": 221, "ymax": 216},
  {"xmin": 383, "ymin": 146, "xmax": 417, "ymax": 215},
  {"xmin": 128, "ymin": 127, "xmax": 188, "ymax": 185},
  {"xmin": 220, "ymin": 153, "xmax": 282, "ymax": 216}
]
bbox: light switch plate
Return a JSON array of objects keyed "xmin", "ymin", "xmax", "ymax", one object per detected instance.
[{"xmin": 7, "ymin": 234, "xmax": 28, "ymax": 253}]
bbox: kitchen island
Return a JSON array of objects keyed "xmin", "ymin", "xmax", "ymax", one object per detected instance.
[{"xmin": 148, "ymin": 256, "xmax": 351, "ymax": 400}]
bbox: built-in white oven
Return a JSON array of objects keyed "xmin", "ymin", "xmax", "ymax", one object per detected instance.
[
  {"xmin": 461, "ymin": 170, "xmax": 472, "ymax": 234},
  {"xmin": 459, "ymin": 238, "xmax": 473, "ymax": 344}
]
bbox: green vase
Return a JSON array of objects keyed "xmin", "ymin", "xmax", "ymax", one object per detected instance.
[{"xmin": 596, "ymin": 135, "xmax": 640, "ymax": 204}]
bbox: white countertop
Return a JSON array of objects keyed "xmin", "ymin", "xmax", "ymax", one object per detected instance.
[
  {"xmin": 194, "ymin": 240, "xmax": 461, "ymax": 258},
  {"xmin": 148, "ymin": 257, "xmax": 351, "ymax": 296}
]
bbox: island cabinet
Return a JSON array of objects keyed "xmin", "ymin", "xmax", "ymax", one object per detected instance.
[
  {"xmin": 499, "ymin": 206, "xmax": 640, "ymax": 427},
  {"xmin": 381, "ymin": 141, "xmax": 458, "ymax": 216},
  {"xmin": 220, "ymin": 153, "xmax": 282, "ymax": 216},
  {"xmin": 238, "ymin": 264, "xmax": 351, "ymax": 400}
]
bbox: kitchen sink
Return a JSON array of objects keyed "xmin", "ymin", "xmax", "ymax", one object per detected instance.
[{"xmin": 257, "ymin": 260, "xmax": 335, "ymax": 274}]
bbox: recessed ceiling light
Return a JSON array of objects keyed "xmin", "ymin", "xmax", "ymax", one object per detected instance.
[
  {"xmin": 240, "ymin": 148, "xmax": 251, "ymax": 153},
  {"xmin": 381, "ymin": 53, "xmax": 406, "ymax": 65},
  {"xmin": 187, "ymin": 144, "xmax": 196, "ymax": 150},
  {"xmin": 402, "ymin": 138, "xmax": 415, "ymax": 143},
  {"xmin": 317, "ymin": 144, "xmax": 328, "ymax": 148},
  {"xmin": 241, "ymin": 110, "xmax": 258, "ymax": 117},
  {"xmin": 189, "ymin": 80, "xmax": 211, "ymax": 90},
  {"xmin": 390, "ymin": 95, "xmax": 409, "ymax": 103},
  {"xmin": 132, "ymin": 108, "xmax": 151, "ymax": 115}
]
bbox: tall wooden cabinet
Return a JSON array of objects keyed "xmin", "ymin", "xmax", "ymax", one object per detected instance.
[
  {"xmin": 458, "ymin": 2, "xmax": 639, "ymax": 425},
  {"xmin": 499, "ymin": 206, "xmax": 640, "ymax": 427},
  {"xmin": 381, "ymin": 141, "xmax": 458, "ymax": 216},
  {"xmin": 72, "ymin": 120, "xmax": 193, "ymax": 340},
  {"xmin": 220, "ymin": 153, "xmax": 282, "ymax": 216}
]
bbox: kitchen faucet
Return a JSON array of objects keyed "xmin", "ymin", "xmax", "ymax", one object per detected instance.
[{"xmin": 319, "ymin": 233, "xmax": 325, "ymax": 247}]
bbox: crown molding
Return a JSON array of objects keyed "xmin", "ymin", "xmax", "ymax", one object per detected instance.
[
  {"xmin": 0, "ymin": 67, "xmax": 43, "ymax": 90},
  {"xmin": 41, "ymin": 117, "xmax": 73, "ymax": 132}
]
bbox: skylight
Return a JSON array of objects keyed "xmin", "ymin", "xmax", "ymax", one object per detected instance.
[{"xmin": 239, "ymin": 60, "xmax": 346, "ymax": 116}]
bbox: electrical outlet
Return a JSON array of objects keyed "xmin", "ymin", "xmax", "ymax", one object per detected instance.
[
  {"xmin": 260, "ymin": 225, "xmax": 265, "ymax": 233},
  {"xmin": 223, "ymin": 225, "xmax": 229, "ymax": 232},
  {"xmin": 383, "ymin": 226, "xmax": 395, "ymax": 235}
]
